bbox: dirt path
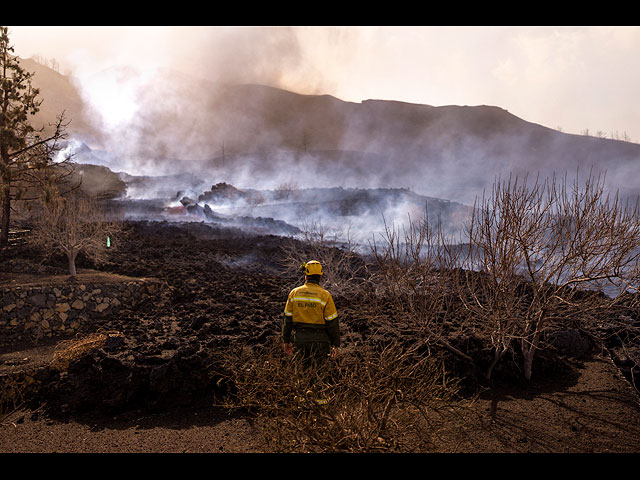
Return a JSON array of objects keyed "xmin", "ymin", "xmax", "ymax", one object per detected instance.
[
  {"xmin": 1, "ymin": 353, "xmax": 639, "ymax": 453},
  {"xmin": 431, "ymin": 354, "xmax": 640, "ymax": 453},
  {"xmin": 0, "ymin": 405, "xmax": 265, "ymax": 453}
]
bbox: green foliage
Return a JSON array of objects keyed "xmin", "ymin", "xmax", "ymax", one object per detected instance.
[
  {"xmin": 0, "ymin": 26, "xmax": 70, "ymax": 246},
  {"xmin": 0, "ymin": 26, "xmax": 42, "ymax": 154}
]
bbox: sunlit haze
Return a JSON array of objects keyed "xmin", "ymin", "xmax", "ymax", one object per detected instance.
[{"xmin": 8, "ymin": 26, "xmax": 640, "ymax": 142}]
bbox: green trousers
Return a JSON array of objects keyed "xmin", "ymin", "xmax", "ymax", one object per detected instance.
[{"xmin": 294, "ymin": 341, "xmax": 331, "ymax": 367}]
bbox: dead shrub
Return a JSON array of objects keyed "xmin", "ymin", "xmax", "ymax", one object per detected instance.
[
  {"xmin": 220, "ymin": 338, "xmax": 470, "ymax": 452},
  {"xmin": 0, "ymin": 373, "xmax": 36, "ymax": 419},
  {"xmin": 369, "ymin": 212, "xmax": 476, "ymax": 368},
  {"xmin": 279, "ymin": 219, "xmax": 371, "ymax": 297}
]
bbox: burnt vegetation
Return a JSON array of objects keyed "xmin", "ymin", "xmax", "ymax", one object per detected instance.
[
  {"xmin": 1, "ymin": 27, "xmax": 640, "ymax": 451},
  {"xmin": 2, "ymin": 170, "xmax": 640, "ymax": 452}
]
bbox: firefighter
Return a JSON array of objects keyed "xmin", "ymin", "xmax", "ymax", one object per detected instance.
[{"xmin": 282, "ymin": 260, "xmax": 339, "ymax": 364}]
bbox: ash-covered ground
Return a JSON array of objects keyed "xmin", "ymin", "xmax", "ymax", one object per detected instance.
[
  {"xmin": 2, "ymin": 166, "xmax": 639, "ymax": 424},
  {"xmin": 2, "ymin": 220, "xmax": 297, "ymax": 416},
  {"xmin": 2, "ymin": 216, "xmax": 637, "ymax": 420},
  {"xmin": 1, "ymin": 217, "xmax": 379, "ymax": 417},
  {"xmin": 2, "ymin": 216, "xmax": 640, "ymax": 455}
]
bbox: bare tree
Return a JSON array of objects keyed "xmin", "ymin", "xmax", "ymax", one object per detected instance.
[
  {"xmin": 461, "ymin": 172, "xmax": 640, "ymax": 380},
  {"xmin": 30, "ymin": 190, "xmax": 123, "ymax": 277},
  {"xmin": 359, "ymin": 172, "xmax": 640, "ymax": 383},
  {"xmin": 274, "ymin": 180, "xmax": 299, "ymax": 201},
  {"xmin": 369, "ymin": 212, "xmax": 475, "ymax": 366}
]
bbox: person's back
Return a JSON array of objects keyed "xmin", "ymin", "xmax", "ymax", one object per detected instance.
[{"xmin": 282, "ymin": 261, "xmax": 339, "ymax": 362}]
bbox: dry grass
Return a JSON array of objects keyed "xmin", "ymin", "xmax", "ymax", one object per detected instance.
[
  {"xmin": 221, "ymin": 338, "xmax": 472, "ymax": 453},
  {"xmin": 51, "ymin": 331, "xmax": 124, "ymax": 371}
]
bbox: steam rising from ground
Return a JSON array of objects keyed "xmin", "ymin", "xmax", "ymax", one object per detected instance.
[
  {"xmin": 106, "ymin": 167, "xmax": 473, "ymax": 248},
  {"xmin": 55, "ymin": 26, "xmax": 640, "ymax": 245}
]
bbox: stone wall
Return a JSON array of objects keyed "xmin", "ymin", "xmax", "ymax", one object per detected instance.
[{"xmin": 1, "ymin": 277, "xmax": 164, "ymax": 346}]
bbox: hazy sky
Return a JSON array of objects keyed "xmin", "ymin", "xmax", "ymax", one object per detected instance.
[{"xmin": 7, "ymin": 25, "xmax": 640, "ymax": 142}]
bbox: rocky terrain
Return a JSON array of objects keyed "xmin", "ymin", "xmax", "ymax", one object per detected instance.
[
  {"xmin": 1, "ymin": 218, "xmax": 640, "ymax": 453},
  {"xmin": 2, "ymin": 48, "xmax": 639, "ymax": 455}
]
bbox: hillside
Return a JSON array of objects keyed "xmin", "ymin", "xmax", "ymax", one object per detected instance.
[
  {"xmin": 19, "ymin": 58, "xmax": 96, "ymax": 143},
  {"xmin": 23, "ymin": 58, "xmax": 640, "ymax": 205}
]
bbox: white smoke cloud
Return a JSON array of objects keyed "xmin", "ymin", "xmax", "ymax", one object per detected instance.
[
  {"xmin": 9, "ymin": 26, "xmax": 640, "ymax": 244},
  {"xmin": 9, "ymin": 26, "xmax": 640, "ymax": 141}
]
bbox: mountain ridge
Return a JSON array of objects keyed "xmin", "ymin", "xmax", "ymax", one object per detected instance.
[{"xmin": 21, "ymin": 57, "xmax": 640, "ymax": 204}]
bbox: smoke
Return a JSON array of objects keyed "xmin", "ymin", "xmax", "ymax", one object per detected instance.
[
  {"xmin": 191, "ymin": 27, "xmax": 306, "ymax": 87},
  {"xmin": 11, "ymin": 26, "xmax": 640, "ymax": 143},
  {"xmin": 56, "ymin": 28, "xmax": 529, "ymax": 188},
  {"xmin": 55, "ymin": 26, "xmax": 640, "ymax": 245},
  {"xmin": 68, "ymin": 27, "xmax": 336, "ymax": 169}
]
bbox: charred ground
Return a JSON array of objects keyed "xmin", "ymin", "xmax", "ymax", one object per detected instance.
[{"xmin": 1, "ymin": 219, "xmax": 640, "ymax": 452}]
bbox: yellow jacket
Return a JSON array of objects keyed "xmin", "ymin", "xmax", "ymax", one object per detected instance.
[{"xmin": 282, "ymin": 281, "xmax": 339, "ymax": 346}]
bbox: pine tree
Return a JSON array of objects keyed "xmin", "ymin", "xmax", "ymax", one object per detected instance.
[{"xmin": 0, "ymin": 26, "xmax": 70, "ymax": 247}]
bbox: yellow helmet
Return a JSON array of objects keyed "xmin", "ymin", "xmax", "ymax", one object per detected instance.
[{"xmin": 301, "ymin": 260, "xmax": 323, "ymax": 276}]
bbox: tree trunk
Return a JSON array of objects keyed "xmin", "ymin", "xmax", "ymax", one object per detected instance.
[
  {"xmin": 521, "ymin": 312, "xmax": 545, "ymax": 381},
  {"xmin": 522, "ymin": 336, "xmax": 539, "ymax": 381},
  {"xmin": 68, "ymin": 249, "xmax": 78, "ymax": 277},
  {"xmin": 0, "ymin": 185, "xmax": 9, "ymax": 247},
  {"xmin": 485, "ymin": 345, "xmax": 508, "ymax": 381},
  {"xmin": 523, "ymin": 346, "xmax": 535, "ymax": 381}
]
